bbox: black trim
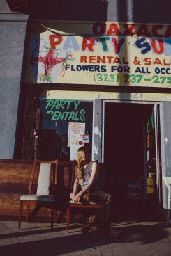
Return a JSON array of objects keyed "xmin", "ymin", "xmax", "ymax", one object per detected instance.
[{"xmin": 22, "ymin": 82, "xmax": 171, "ymax": 94}]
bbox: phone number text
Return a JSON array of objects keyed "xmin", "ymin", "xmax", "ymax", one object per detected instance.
[{"xmin": 94, "ymin": 74, "xmax": 171, "ymax": 85}]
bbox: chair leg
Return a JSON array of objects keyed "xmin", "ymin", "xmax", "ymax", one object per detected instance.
[
  {"xmin": 66, "ymin": 207, "xmax": 71, "ymax": 230},
  {"xmin": 56, "ymin": 208, "xmax": 66, "ymax": 223},
  {"xmin": 26, "ymin": 203, "xmax": 30, "ymax": 222},
  {"xmin": 18, "ymin": 200, "xmax": 23, "ymax": 229},
  {"xmin": 166, "ymin": 209, "xmax": 170, "ymax": 226},
  {"xmin": 51, "ymin": 209, "xmax": 55, "ymax": 230}
]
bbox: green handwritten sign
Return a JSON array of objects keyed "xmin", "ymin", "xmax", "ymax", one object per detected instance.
[
  {"xmin": 40, "ymin": 99, "xmax": 93, "ymax": 149},
  {"xmin": 45, "ymin": 99, "xmax": 86, "ymax": 121}
]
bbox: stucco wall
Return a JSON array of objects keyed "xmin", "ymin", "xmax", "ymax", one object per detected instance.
[
  {"xmin": 0, "ymin": 1, "xmax": 28, "ymax": 159},
  {"xmin": 0, "ymin": 0, "xmax": 10, "ymax": 12}
]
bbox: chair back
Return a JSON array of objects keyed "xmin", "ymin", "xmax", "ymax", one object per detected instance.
[
  {"xmin": 57, "ymin": 161, "xmax": 75, "ymax": 190},
  {"xmin": 28, "ymin": 160, "xmax": 58, "ymax": 195}
]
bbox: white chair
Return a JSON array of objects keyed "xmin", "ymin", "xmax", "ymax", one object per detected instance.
[{"xmin": 18, "ymin": 159, "xmax": 58, "ymax": 229}]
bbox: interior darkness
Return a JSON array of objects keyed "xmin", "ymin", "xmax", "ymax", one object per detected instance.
[{"xmin": 104, "ymin": 103, "xmax": 153, "ymax": 220}]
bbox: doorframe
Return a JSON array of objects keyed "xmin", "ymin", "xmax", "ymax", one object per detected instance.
[
  {"xmin": 101, "ymin": 100, "xmax": 158, "ymax": 201},
  {"xmin": 102, "ymin": 99, "xmax": 159, "ymax": 163}
]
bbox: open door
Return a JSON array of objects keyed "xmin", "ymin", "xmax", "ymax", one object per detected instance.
[
  {"xmin": 160, "ymin": 102, "xmax": 171, "ymax": 218},
  {"xmin": 144, "ymin": 104, "xmax": 163, "ymax": 219},
  {"xmin": 154, "ymin": 105, "xmax": 162, "ymax": 205},
  {"xmin": 104, "ymin": 102, "xmax": 155, "ymax": 220},
  {"xmin": 145, "ymin": 105, "xmax": 162, "ymax": 199}
]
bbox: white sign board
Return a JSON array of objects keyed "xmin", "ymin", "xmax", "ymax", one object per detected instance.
[{"xmin": 68, "ymin": 122, "xmax": 85, "ymax": 160}]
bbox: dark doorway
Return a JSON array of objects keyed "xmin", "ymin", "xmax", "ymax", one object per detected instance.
[{"xmin": 104, "ymin": 102, "xmax": 154, "ymax": 220}]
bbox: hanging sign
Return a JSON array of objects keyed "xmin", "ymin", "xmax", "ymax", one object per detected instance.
[
  {"xmin": 68, "ymin": 122, "xmax": 85, "ymax": 160},
  {"xmin": 28, "ymin": 22, "xmax": 171, "ymax": 88},
  {"xmin": 68, "ymin": 122, "xmax": 85, "ymax": 147}
]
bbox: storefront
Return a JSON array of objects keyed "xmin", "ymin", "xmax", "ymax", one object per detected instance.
[{"xmin": 12, "ymin": 19, "xmax": 171, "ymax": 219}]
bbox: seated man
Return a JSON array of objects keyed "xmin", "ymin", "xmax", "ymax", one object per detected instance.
[{"xmin": 70, "ymin": 146, "xmax": 112, "ymax": 234}]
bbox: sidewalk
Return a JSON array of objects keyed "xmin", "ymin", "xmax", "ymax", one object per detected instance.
[{"xmin": 0, "ymin": 220, "xmax": 171, "ymax": 256}]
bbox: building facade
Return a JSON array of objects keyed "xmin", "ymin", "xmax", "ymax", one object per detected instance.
[{"xmin": 2, "ymin": 0, "xmax": 171, "ymax": 216}]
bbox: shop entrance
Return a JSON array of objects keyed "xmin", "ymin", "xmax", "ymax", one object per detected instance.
[{"xmin": 104, "ymin": 102, "xmax": 159, "ymax": 221}]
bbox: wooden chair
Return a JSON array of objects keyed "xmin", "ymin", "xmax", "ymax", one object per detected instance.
[
  {"xmin": 51, "ymin": 160, "xmax": 75, "ymax": 223},
  {"xmin": 18, "ymin": 159, "xmax": 58, "ymax": 229},
  {"xmin": 65, "ymin": 163, "xmax": 105, "ymax": 232}
]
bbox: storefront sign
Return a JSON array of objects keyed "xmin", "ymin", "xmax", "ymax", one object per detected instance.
[
  {"xmin": 28, "ymin": 22, "xmax": 171, "ymax": 88},
  {"xmin": 44, "ymin": 99, "xmax": 86, "ymax": 122},
  {"xmin": 68, "ymin": 122, "xmax": 85, "ymax": 147}
]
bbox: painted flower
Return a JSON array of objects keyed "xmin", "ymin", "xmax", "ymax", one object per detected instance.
[{"xmin": 38, "ymin": 48, "xmax": 73, "ymax": 82}]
